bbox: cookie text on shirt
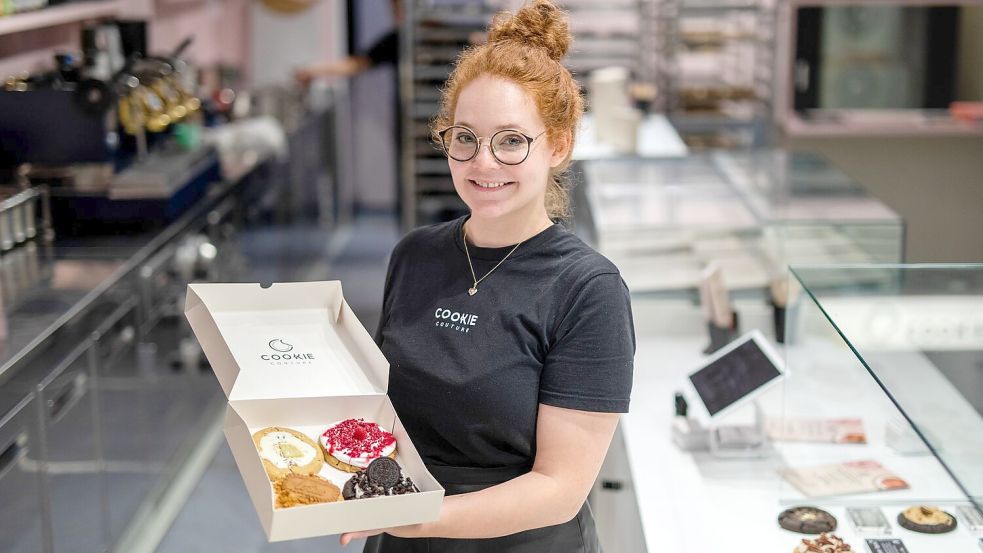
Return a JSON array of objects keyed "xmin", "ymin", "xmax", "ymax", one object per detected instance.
[{"xmin": 434, "ymin": 307, "xmax": 478, "ymax": 333}]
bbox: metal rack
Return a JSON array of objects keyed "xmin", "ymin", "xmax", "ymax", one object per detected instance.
[
  {"xmin": 658, "ymin": 0, "xmax": 777, "ymax": 149},
  {"xmin": 400, "ymin": 0, "xmax": 657, "ymax": 229},
  {"xmin": 401, "ymin": 0, "xmax": 490, "ymax": 230}
]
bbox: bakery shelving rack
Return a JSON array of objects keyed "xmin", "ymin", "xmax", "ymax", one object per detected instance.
[
  {"xmin": 657, "ymin": 0, "xmax": 778, "ymax": 149},
  {"xmin": 400, "ymin": 0, "xmax": 657, "ymax": 229},
  {"xmin": 401, "ymin": 0, "xmax": 490, "ymax": 230}
]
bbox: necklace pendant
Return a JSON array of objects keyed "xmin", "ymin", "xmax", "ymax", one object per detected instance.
[{"xmin": 468, "ymin": 287, "xmax": 478, "ymax": 296}]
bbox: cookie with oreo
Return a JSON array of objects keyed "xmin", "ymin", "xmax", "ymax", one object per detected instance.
[
  {"xmin": 342, "ymin": 457, "xmax": 420, "ymax": 500},
  {"xmin": 898, "ymin": 506, "xmax": 956, "ymax": 534},
  {"xmin": 779, "ymin": 506, "xmax": 838, "ymax": 534}
]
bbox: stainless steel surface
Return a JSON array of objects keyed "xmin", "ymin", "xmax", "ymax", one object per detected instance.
[
  {"xmin": 0, "ymin": 101, "xmax": 338, "ymax": 552},
  {"xmin": 0, "ymin": 394, "xmax": 47, "ymax": 553},
  {"xmin": 110, "ymin": 145, "xmax": 218, "ymax": 200}
]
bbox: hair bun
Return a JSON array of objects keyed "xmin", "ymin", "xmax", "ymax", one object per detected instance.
[{"xmin": 488, "ymin": 0, "xmax": 571, "ymax": 62}]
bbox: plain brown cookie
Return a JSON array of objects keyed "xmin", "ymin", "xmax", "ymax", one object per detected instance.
[{"xmin": 274, "ymin": 473, "xmax": 342, "ymax": 508}]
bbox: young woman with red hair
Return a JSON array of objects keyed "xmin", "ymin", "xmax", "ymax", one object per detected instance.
[{"xmin": 344, "ymin": 2, "xmax": 635, "ymax": 551}]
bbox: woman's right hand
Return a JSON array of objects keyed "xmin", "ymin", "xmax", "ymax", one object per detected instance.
[{"xmin": 294, "ymin": 67, "xmax": 317, "ymax": 87}]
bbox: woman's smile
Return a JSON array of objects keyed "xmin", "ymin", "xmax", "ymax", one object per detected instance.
[{"xmin": 469, "ymin": 179, "xmax": 516, "ymax": 190}]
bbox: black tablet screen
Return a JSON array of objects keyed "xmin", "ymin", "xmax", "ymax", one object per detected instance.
[{"xmin": 688, "ymin": 339, "xmax": 781, "ymax": 416}]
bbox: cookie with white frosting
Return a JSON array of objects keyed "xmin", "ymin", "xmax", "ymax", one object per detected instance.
[
  {"xmin": 320, "ymin": 418, "xmax": 397, "ymax": 473},
  {"xmin": 252, "ymin": 426, "xmax": 324, "ymax": 480}
]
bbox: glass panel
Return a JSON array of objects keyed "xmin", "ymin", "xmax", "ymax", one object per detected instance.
[
  {"xmin": 786, "ymin": 264, "xmax": 983, "ymax": 512},
  {"xmin": 581, "ymin": 152, "xmax": 903, "ymax": 295}
]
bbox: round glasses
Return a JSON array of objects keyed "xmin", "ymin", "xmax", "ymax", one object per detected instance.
[{"xmin": 437, "ymin": 126, "xmax": 546, "ymax": 165}]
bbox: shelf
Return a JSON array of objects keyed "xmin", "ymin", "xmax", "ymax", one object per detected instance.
[
  {"xmin": 0, "ymin": 1, "xmax": 121, "ymax": 37},
  {"xmin": 783, "ymin": 111, "xmax": 983, "ymax": 138}
]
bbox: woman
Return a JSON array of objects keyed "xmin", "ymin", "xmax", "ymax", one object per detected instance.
[{"xmin": 343, "ymin": 2, "xmax": 635, "ymax": 551}]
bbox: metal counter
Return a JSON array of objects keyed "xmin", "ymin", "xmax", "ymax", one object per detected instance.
[{"xmin": 0, "ymin": 105, "xmax": 335, "ymax": 553}]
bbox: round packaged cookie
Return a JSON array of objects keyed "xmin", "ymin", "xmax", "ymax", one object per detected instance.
[
  {"xmin": 779, "ymin": 506, "xmax": 837, "ymax": 534},
  {"xmin": 252, "ymin": 426, "xmax": 324, "ymax": 480},
  {"xmin": 897, "ymin": 506, "xmax": 956, "ymax": 534},
  {"xmin": 320, "ymin": 418, "xmax": 397, "ymax": 473}
]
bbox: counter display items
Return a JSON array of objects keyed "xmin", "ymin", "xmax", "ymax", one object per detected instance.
[
  {"xmin": 778, "ymin": 460, "xmax": 909, "ymax": 498},
  {"xmin": 794, "ymin": 532, "xmax": 855, "ymax": 552},
  {"xmin": 779, "ymin": 506, "xmax": 838, "ymax": 534},
  {"xmin": 846, "ymin": 507, "xmax": 892, "ymax": 535},
  {"xmin": 897, "ymin": 506, "xmax": 957, "ymax": 534},
  {"xmin": 865, "ymin": 538, "xmax": 911, "ymax": 553}
]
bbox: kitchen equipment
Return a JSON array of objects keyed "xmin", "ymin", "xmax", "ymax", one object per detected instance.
[{"xmin": 0, "ymin": 182, "xmax": 53, "ymax": 253}]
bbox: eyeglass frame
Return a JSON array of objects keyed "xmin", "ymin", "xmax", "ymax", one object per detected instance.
[{"xmin": 436, "ymin": 125, "xmax": 547, "ymax": 165}]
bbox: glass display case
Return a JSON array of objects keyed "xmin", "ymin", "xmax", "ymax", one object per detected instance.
[
  {"xmin": 777, "ymin": 264, "xmax": 983, "ymax": 551},
  {"xmin": 580, "ymin": 150, "xmax": 904, "ymax": 295}
]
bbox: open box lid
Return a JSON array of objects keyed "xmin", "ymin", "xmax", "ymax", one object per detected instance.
[{"xmin": 184, "ymin": 281, "xmax": 390, "ymax": 401}]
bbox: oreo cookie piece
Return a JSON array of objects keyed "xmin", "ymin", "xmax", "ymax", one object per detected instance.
[
  {"xmin": 342, "ymin": 477, "xmax": 358, "ymax": 501},
  {"xmin": 779, "ymin": 506, "xmax": 837, "ymax": 534},
  {"xmin": 341, "ymin": 461, "xmax": 420, "ymax": 501},
  {"xmin": 367, "ymin": 457, "xmax": 401, "ymax": 489},
  {"xmin": 897, "ymin": 506, "xmax": 956, "ymax": 534}
]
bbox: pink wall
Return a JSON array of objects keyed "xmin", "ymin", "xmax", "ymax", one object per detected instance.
[
  {"xmin": 0, "ymin": 23, "xmax": 78, "ymax": 78},
  {"xmin": 0, "ymin": 0, "xmax": 250, "ymax": 81},
  {"xmin": 150, "ymin": 0, "xmax": 249, "ymax": 68}
]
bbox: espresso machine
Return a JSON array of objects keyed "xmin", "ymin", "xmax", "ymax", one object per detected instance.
[{"xmin": 0, "ymin": 30, "xmax": 219, "ymax": 235}]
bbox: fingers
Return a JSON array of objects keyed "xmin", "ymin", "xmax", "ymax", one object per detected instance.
[{"xmin": 339, "ymin": 530, "xmax": 379, "ymax": 546}]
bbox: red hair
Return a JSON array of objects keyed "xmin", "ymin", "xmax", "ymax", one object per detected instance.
[{"xmin": 432, "ymin": 0, "xmax": 584, "ymax": 219}]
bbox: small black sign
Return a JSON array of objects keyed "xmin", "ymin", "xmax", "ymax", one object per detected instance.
[{"xmin": 866, "ymin": 538, "xmax": 910, "ymax": 553}]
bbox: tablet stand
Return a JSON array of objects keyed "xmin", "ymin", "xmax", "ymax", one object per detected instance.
[{"xmin": 671, "ymin": 401, "xmax": 770, "ymax": 458}]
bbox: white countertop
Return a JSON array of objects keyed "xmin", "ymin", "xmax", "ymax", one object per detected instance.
[{"xmin": 623, "ymin": 298, "xmax": 982, "ymax": 552}]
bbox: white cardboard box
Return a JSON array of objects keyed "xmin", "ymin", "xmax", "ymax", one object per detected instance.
[{"xmin": 184, "ymin": 281, "xmax": 444, "ymax": 541}]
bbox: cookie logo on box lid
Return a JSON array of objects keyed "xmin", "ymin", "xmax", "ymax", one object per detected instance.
[
  {"xmin": 268, "ymin": 339, "xmax": 293, "ymax": 352},
  {"xmin": 260, "ymin": 337, "xmax": 316, "ymax": 365}
]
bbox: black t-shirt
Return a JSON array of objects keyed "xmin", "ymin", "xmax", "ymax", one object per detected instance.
[
  {"xmin": 376, "ymin": 216, "xmax": 635, "ymax": 470},
  {"xmin": 364, "ymin": 30, "xmax": 399, "ymax": 67}
]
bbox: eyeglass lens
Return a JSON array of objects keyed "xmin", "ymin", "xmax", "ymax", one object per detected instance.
[{"xmin": 441, "ymin": 127, "xmax": 530, "ymax": 165}]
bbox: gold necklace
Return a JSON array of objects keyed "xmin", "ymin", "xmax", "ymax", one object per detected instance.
[{"xmin": 462, "ymin": 221, "xmax": 551, "ymax": 296}]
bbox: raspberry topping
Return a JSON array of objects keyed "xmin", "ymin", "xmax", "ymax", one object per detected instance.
[{"xmin": 322, "ymin": 419, "xmax": 395, "ymax": 459}]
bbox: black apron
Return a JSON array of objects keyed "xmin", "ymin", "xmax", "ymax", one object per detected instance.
[{"xmin": 362, "ymin": 463, "xmax": 601, "ymax": 553}]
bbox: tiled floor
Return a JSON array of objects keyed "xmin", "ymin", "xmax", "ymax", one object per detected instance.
[{"xmin": 155, "ymin": 213, "xmax": 399, "ymax": 553}]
